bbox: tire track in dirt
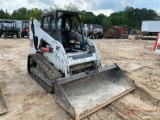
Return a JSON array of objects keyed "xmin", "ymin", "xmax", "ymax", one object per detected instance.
[
  {"xmin": 109, "ymin": 87, "xmax": 160, "ymax": 120},
  {"xmin": 82, "ymin": 86, "xmax": 160, "ymax": 120}
]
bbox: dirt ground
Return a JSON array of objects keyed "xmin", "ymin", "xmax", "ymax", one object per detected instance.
[{"xmin": 0, "ymin": 37, "xmax": 160, "ymax": 120}]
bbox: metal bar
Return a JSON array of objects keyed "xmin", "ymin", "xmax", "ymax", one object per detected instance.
[{"xmin": 57, "ymin": 64, "xmax": 117, "ymax": 84}]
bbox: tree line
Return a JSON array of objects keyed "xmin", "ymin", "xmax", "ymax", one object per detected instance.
[
  {"xmin": 0, "ymin": 8, "xmax": 42, "ymax": 20},
  {"xmin": 0, "ymin": 5, "xmax": 160, "ymax": 30},
  {"xmin": 82, "ymin": 7, "xmax": 160, "ymax": 30}
]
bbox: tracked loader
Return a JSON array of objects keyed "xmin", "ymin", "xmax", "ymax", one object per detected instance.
[{"xmin": 28, "ymin": 10, "xmax": 136, "ymax": 120}]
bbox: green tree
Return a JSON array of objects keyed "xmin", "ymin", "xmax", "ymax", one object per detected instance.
[
  {"xmin": 11, "ymin": 7, "xmax": 28, "ymax": 20},
  {"xmin": 28, "ymin": 8, "xmax": 42, "ymax": 20},
  {"xmin": 109, "ymin": 12, "xmax": 122, "ymax": 25},
  {"xmin": 5, "ymin": 10, "xmax": 10, "ymax": 19},
  {"xmin": 0, "ymin": 9, "xmax": 5, "ymax": 19},
  {"xmin": 108, "ymin": 6, "xmax": 159, "ymax": 28},
  {"xmin": 96, "ymin": 13, "xmax": 107, "ymax": 25},
  {"xmin": 102, "ymin": 17, "xmax": 112, "ymax": 30},
  {"xmin": 82, "ymin": 12, "xmax": 96, "ymax": 24},
  {"xmin": 0, "ymin": 9, "xmax": 10, "ymax": 19},
  {"xmin": 155, "ymin": 12, "xmax": 160, "ymax": 20}
]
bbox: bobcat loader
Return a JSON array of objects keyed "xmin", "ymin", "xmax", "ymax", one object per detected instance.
[{"xmin": 28, "ymin": 10, "xmax": 136, "ymax": 120}]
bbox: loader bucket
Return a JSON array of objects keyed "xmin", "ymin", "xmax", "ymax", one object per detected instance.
[
  {"xmin": 0, "ymin": 85, "xmax": 8, "ymax": 115},
  {"xmin": 54, "ymin": 64, "xmax": 135, "ymax": 120}
]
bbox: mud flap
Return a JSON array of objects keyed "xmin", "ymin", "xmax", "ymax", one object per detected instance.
[
  {"xmin": 54, "ymin": 64, "xmax": 136, "ymax": 120},
  {"xmin": 0, "ymin": 85, "xmax": 8, "ymax": 115}
]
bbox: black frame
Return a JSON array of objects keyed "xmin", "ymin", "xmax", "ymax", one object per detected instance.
[{"xmin": 41, "ymin": 10, "xmax": 86, "ymax": 50}]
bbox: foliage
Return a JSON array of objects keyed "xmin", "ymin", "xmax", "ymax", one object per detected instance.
[
  {"xmin": 96, "ymin": 14, "xmax": 107, "ymax": 25},
  {"xmin": 0, "ymin": 9, "xmax": 10, "ymax": 19},
  {"xmin": 28, "ymin": 8, "xmax": 42, "ymax": 20},
  {"xmin": 102, "ymin": 18, "xmax": 112, "ymax": 30},
  {"xmin": 12, "ymin": 7, "xmax": 28, "ymax": 20},
  {"xmin": 0, "ymin": 5, "xmax": 160, "ymax": 29},
  {"xmin": 82, "ymin": 12, "xmax": 96, "ymax": 24},
  {"xmin": 0, "ymin": 8, "xmax": 42, "ymax": 20},
  {"xmin": 108, "ymin": 6, "xmax": 159, "ymax": 28}
]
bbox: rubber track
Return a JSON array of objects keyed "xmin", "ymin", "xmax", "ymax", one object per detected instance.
[{"xmin": 29, "ymin": 53, "xmax": 62, "ymax": 93}]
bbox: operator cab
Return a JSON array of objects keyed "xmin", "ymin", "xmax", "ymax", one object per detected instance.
[{"xmin": 41, "ymin": 10, "xmax": 86, "ymax": 53}]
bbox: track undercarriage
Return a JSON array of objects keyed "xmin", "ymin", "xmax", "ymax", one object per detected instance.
[{"xmin": 27, "ymin": 53, "xmax": 62, "ymax": 93}]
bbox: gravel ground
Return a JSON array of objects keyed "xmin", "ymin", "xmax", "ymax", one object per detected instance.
[{"xmin": 0, "ymin": 37, "xmax": 159, "ymax": 120}]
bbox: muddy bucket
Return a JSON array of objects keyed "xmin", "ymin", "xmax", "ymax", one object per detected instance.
[
  {"xmin": 54, "ymin": 64, "xmax": 135, "ymax": 120},
  {"xmin": 0, "ymin": 85, "xmax": 8, "ymax": 115}
]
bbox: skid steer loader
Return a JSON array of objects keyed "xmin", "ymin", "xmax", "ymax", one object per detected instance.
[{"xmin": 28, "ymin": 10, "xmax": 136, "ymax": 120}]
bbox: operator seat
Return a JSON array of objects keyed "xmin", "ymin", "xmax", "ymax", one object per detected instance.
[{"xmin": 61, "ymin": 29, "xmax": 72, "ymax": 52}]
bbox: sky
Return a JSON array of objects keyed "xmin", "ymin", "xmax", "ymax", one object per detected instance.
[{"xmin": 0, "ymin": 0, "xmax": 160, "ymax": 16}]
